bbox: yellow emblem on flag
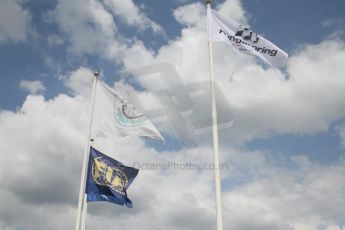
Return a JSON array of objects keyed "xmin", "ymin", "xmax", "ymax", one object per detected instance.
[{"xmin": 92, "ymin": 157, "xmax": 129, "ymax": 195}]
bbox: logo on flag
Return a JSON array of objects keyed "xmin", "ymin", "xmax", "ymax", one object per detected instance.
[
  {"xmin": 234, "ymin": 27, "xmax": 259, "ymax": 43},
  {"xmin": 91, "ymin": 80, "xmax": 164, "ymax": 141},
  {"xmin": 92, "ymin": 157, "xmax": 128, "ymax": 195},
  {"xmin": 209, "ymin": 9, "xmax": 288, "ymax": 67},
  {"xmin": 86, "ymin": 147, "xmax": 139, "ymax": 208},
  {"xmin": 114, "ymin": 99, "xmax": 146, "ymax": 127}
]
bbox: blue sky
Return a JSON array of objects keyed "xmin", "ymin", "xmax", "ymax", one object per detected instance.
[
  {"xmin": 1, "ymin": 0, "xmax": 345, "ymax": 229},
  {"xmin": 1, "ymin": 0, "xmax": 344, "ymax": 109}
]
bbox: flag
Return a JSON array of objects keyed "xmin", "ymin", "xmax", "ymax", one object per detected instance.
[
  {"xmin": 208, "ymin": 9, "xmax": 288, "ymax": 67},
  {"xmin": 91, "ymin": 80, "xmax": 164, "ymax": 141},
  {"xmin": 85, "ymin": 146, "xmax": 139, "ymax": 208}
]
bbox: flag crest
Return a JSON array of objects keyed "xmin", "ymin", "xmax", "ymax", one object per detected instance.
[{"xmin": 85, "ymin": 147, "xmax": 139, "ymax": 208}]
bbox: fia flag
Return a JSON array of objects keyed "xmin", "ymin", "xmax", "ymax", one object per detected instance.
[
  {"xmin": 92, "ymin": 80, "xmax": 164, "ymax": 141},
  {"xmin": 208, "ymin": 9, "xmax": 288, "ymax": 67},
  {"xmin": 85, "ymin": 147, "xmax": 139, "ymax": 208}
]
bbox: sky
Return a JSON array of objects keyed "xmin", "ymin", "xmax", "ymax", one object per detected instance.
[{"xmin": 1, "ymin": 0, "xmax": 345, "ymax": 229}]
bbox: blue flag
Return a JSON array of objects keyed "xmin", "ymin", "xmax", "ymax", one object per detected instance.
[{"xmin": 85, "ymin": 147, "xmax": 139, "ymax": 208}]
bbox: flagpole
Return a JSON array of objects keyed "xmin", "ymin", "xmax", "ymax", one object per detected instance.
[
  {"xmin": 206, "ymin": 1, "xmax": 224, "ymax": 230},
  {"xmin": 81, "ymin": 199, "xmax": 88, "ymax": 230},
  {"xmin": 75, "ymin": 71, "xmax": 99, "ymax": 230}
]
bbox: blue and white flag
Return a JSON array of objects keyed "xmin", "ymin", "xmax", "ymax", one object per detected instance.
[
  {"xmin": 91, "ymin": 80, "xmax": 164, "ymax": 141},
  {"xmin": 85, "ymin": 147, "xmax": 139, "ymax": 208},
  {"xmin": 208, "ymin": 9, "xmax": 288, "ymax": 67}
]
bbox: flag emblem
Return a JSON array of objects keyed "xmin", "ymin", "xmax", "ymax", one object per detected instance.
[
  {"xmin": 234, "ymin": 26, "xmax": 259, "ymax": 43},
  {"xmin": 92, "ymin": 157, "xmax": 128, "ymax": 195},
  {"xmin": 114, "ymin": 99, "xmax": 146, "ymax": 127},
  {"xmin": 86, "ymin": 147, "xmax": 139, "ymax": 208}
]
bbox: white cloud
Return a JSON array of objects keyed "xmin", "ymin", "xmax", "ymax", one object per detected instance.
[
  {"xmin": 336, "ymin": 123, "xmax": 345, "ymax": 148},
  {"xmin": 1, "ymin": 89, "xmax": 345, "ymax": 229},
  {"xmin": 322, "ymin": 18, "xmax": 345, "ymax": 28},
  {"xmin": 122, "ymin": 41, "xmax": 155, "ymax": 69},
  {"xmin": 54, "ymin": 0, "xmax": 164, "ymax": 60},
  {"xmin": 173, "ymin": 2, "xmax": 205, "ymax": 27},
  {"xmin": 2, "ymin": 0, "xmax": 345, "ymax": 229},
  {"xmin": 102, "ymin": 0, "xmax": 164, "ymax": 35},
  {"xmin": 216, "ymin": 0, "xmax": 246, "ymax": 22},
  {"xmin": 19, "ymin": 80, "xmax": 46, "ymax": 95},
  {"xmin": 46, "ymin": 34, "xmax": 64, "ymax": 47},
  {"xmin": 0, "ymin": 93, "xmax": 88, "ymax": 229},
  {"xmin": 2, "ymin": 54, "xmax": 345, "ymax": 229},
  {"xmin": 0, "ymin": 75, "xmax": 216, "ymax": 229},
  {"xmin": 214, "ymin": 39, "xmax": 345, "ymax": 142},
  {"xmin": 54, "ymin": 0, "xmax": 126, "ymax": 59},
  {"xmin": 221, "ymin": 151, "xmax": 345, "ymax": 230},
  {"xmin": 63, "ymin": 67, "xmax": 94, "ymax": 98},
  {"xmin": 120, "ymin": 1, "xmax": 345, "ymax": 143},
  {"xmin": 0, "ymin": 0, "xmax": 32, "ymax": 43},
  {"xmin": 326, "ymin": 225, "xmax": 345, "ymax": 230}
]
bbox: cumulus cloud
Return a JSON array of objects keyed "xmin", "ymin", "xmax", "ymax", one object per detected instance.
[
  {"xmin": 322, "ymin": 18, "xmax": 345, "ymax": 28},
  {"xmin": 174, "ymin": 2, "xmax": 205, "ymax": 27},
  {"xmin": 19, "ymin": 80, "xmax": 46, "ymax": 95},
  {"xmin": 209, "ymin": 0, "xmax": 247, "ymax": 23},
  {"xmin": 54, "ymin": 0, "xmax": 126, "ymax": 59},
  {"xmin": 53, "ymin": 0, "xmax": 163, "ymax": 60},
  {"xmin": 0, "ymin": 93, "xmax": 88, "ymax": 229},
  {"xmin": 1, "ymin": 87, "xmax": 345, "ymax": 229},
  {"xmin": 216, "ymin": 39, "xmax": 345, "ymax": 142},
  {"xmin": 2, "ymin": 0, "xmax": 345, "ymax": 229},
  {"xmin": 222, "ymin": 153, "xmax": 345, "ymax": 230},
  {"xmin": 63, "ymin": 67, "xmax": 94, "ymax": 98},
  {"xmin": 103, "ymin": 0, "xmax": 164, "ymax": 34},
  {"xmin": 0, "ymin": 71, "xmax": 216, "ymax": 229},
  {"xmin": 120, "ymin": 1, "xmax": 345, "ymax": 143},
  {"xmin": 0, "ymin": 0, "xmax": 32, "ymax": 43},
  {"xmin": 336, "ymin": 123, "xmax": 345, "ymax": 148}
]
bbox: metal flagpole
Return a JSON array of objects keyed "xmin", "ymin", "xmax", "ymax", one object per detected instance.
[
  {"xmin": 206, "ymin": 1, "xmax": 224, "ymax": 229},
  {"xmin": 81, "ymin": 197, "xmax": 88, "ymax": 230},
  {"xmin": 75, "ymin": 71, "xmax": 99, "ymax": 230}
]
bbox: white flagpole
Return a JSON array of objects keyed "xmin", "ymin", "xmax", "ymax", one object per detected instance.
[
  {"xmin": 206, "ymin": 1, "xmax": 224, "ymax": 230},
  {"xmin": 75, "ymin": 71, "xmax": 99, "ymax": 230},
  {"xmin": 81, "ymin": 197, "xmax": 88, "ymax": 230}
]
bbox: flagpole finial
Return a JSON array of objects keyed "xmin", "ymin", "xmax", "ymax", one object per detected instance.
[{"xmin": 94, "ymin": 71, "xmax": 99, "ymax": 77}]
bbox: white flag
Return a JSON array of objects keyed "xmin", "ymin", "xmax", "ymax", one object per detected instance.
[
  {"xmin": 91, "ymin": 80, "xmax": 164, "ymax": 141},
  {"xmin": 209, "ymin": 9, "xmax": 288, "ymax": 67}
]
